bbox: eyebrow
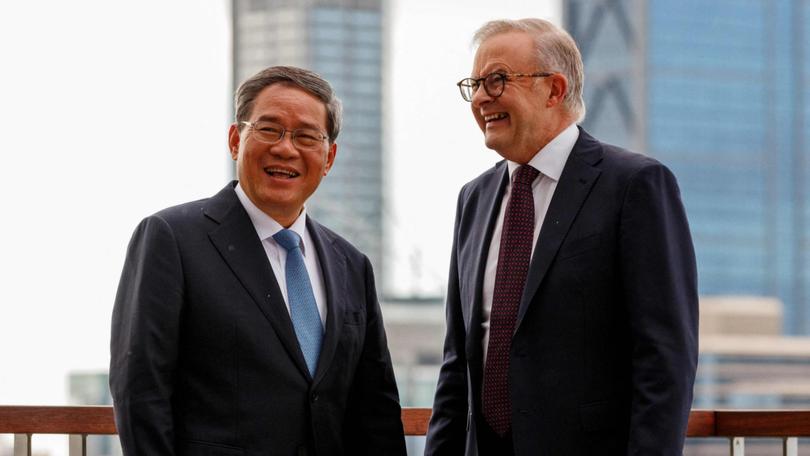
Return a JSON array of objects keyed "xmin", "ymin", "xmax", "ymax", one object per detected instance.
[
  {"xmin": 255, "ymin": 115, "xmax": 324, "ymax": 132},
  {"xmin": 473, "ymin": 67, "xmax": 509, "ymax": 78},
  {"xmin": 485, "ymin": 68, "xmax": 509, "ymax": 75}
]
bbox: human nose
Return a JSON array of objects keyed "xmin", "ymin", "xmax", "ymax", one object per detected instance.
[
  {"xmin": 269, "ymin": 131, "xmax": 300, "ymax": 158},
  {"xmin": 471, "ymin": 82, "xmax": 493, "ymax": 108}
]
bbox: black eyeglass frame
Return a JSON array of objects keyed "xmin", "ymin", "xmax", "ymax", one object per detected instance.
[
  {"xmin": 456, "ymin": 71, "xmax": 554, "ymax": 102},
  {"xmin": 240, "ymin": 120, "xmax": 329, "ymax": 150}
]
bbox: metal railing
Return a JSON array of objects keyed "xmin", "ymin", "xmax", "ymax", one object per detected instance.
[{"xmin": 2, "ymin": 406, "xmax": 810, "ymax": 455}]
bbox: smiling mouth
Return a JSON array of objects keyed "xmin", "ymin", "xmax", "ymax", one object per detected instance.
[
  {"xmin": 484, "ymin": 113, "xmax": 508, "ymax": 123},
  {"xmin": 264, "ymin": 167, "xmax": 300, "ymax": 178}
]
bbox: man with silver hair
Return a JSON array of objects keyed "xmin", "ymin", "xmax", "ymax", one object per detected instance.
[
  {"xmin": 426, "ymin": 19, "xmax": 697, "ymax": 455},
  {"xmin": 110, "ymin": 66, "xmax": 406, "ymax": 455}
]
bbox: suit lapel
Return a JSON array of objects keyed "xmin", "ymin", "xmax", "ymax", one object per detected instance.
[
  {"xmin": 516, "ymin": 131, "xmax": 603, "ymax": 328},
  {"xmin": 467, "ymin": 164, "xmax": 509, "ymax": 334},
  {"xmin": 205, "ymin": 183, "xmax": 311, "ymax": 379},
  {"xmin": 306, "ymin": 218, "xmax": 346, "ymax": 387},
  {"xmin": 465, "ymin": 164, "xmax": 509, "ymax": 387}
]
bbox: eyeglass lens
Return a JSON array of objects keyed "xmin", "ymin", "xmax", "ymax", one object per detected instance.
[
  {"xmin": 249, "ymin": 122, "xmax": 324, "ymax": 149},
  {"xmin": 460, "ymin": 73, "xmax": 506, "ymax": 101},
  {"xmin": 483, "ymin": 73, "xmax": 505, "ymax": 98}
]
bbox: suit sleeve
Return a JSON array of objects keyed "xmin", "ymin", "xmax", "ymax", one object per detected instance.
[
  {"xmin": 424, "ymin": 189, "xmax": 470, "ymax": 455},
  {"xmin": 343, "ymin": 256, "xmax": 407, "ymax": 455},
  {"xmin": 620, "ymin": 163, "xmax": 699, "ymax": 455},
  {"xmin": 109, "ymin": 215, "xmax": 184, "ymax": 455}
]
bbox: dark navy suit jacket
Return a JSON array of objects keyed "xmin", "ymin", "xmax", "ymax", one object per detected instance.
[
  {"xmin": 110, "ymin": 182, "xmax": 405, "ymax": 456},
  {"xmin": 425, "ymin": 129, "xmax": 698, "ymax": 455}
]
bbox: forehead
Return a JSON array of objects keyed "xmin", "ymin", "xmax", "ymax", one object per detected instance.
[
  {"xmin": 249, "ymin": 83, "xmax": 328, "ymax": 129},
  {"xmin": 472, "ymin": 31, "xmax": 538, "ymax": 76}
]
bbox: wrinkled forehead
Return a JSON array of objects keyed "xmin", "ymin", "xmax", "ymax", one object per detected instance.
[
  {"xmin": 472, "ymin": 31, "xmax": 538, "ymax": 77},
  {"xmin": 251, "ymin": 83, "xmax": 329, "ymax": 129}
]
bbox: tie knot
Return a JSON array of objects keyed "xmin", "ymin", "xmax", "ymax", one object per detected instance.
[
  {"xmin": 514, "ymin": 165, "xmax": 539, "ymax": 186},
  {"xmin": 273, "ymin": 229, "xmax": 302, "ymax": 252}
]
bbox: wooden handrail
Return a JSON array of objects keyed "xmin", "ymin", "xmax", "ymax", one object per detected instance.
[
  {"xmin": 2, "ymin": 406, "xmax": 810, "ymax": 437},
  {"xmin": 0, "ymin": 406, "xmax": 115, "ymax": 434},
  {"xmin": 715, "ymin": 410, "xmax": 810, "ymax": 437},
  {"xmin": 401, "ymin": 407, "xmax": 432, "ymax": 435},
  {"xmin": 686, "ymin": 410, "xmax": 715, "ymax": 436}
]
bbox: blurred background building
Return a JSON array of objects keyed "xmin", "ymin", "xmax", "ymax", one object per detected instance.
[
  {"xmin": 231, "ymin": 0, "xmax": 387, "ymax": 291},
  {"xmin": 687, "ymin": 296, "xmax": 810, "ymax": 454},
  {"xmin": 564, "ymin": 0, "xmax": 810, "ymax": 334}
]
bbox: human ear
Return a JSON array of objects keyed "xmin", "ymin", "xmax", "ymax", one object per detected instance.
[
  {"xmin": 228, "ymin": 124, "xmax": 241, "ymax": 160},
  {"xmin": 547, "ymin": 73, "xmax": 569, "ymax": 108}
]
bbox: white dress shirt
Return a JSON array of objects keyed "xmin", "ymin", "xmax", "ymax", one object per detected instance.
[
  {"xmin": 235, "ymin": 183, "xmax": 327, "ymax": 326},
  {"xmin": 481, "ymin": 123, "xmax": 579, "ymax": 362}
]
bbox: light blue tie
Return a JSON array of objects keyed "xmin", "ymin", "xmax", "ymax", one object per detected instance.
[{"xmin": 273, "ymin": 229, "xmax": 323, "ymax": 376}]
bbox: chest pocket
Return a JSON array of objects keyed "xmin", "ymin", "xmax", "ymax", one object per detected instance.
[{"xmin": 557, "ymin": 232, "xmax": 601, "ymax": 262}]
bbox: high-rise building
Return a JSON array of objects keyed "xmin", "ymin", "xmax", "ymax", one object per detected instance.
[
  {"xmin": 232, "ymin": 0, "xmax": 386, "ymax": 290},
  {"xmin": 564, "ymin": 0, "xmax": 810, "ymax": 334}
]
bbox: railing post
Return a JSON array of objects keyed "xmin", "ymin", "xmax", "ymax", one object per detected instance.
[
  {"xmin": 69, "ymin": 434, "xmax": 87, "ymax": 456},
  {"xmin": 731, "ymin": 437, "xmax": 745, "ymax": 456},
  {"xmin": 783, "ymin": 437, "xmax": 798, "ymax": 456},
  {"xmin": 13, "ymin": 434, "xmax": 31, "ymax": 456}
]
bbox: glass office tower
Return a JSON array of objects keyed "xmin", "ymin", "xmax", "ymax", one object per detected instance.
[
  {"xmin": 565, "ymin": 0, "xmax": 810, "ymax": 334},
  {"xmin": 232, "ymin": 0, "xmax": 385, "ymax": 289}
]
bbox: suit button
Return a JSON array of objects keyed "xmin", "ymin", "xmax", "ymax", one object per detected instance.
[
  {"xmin": 514, "ymin": 347, "xmax": 527, "ymax": 357},
  {"xmin": 311, "ymin": 393, "xmax": 319, "ymax": 403}
]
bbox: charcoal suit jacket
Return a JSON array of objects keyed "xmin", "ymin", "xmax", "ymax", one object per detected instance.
[
  {"xmin": 110, "ymin": 182, "xmax": 405, "ymax": 456},
  {"xmin": 425, "ymin": 128, "xmax": 698, "ymax": 455}
]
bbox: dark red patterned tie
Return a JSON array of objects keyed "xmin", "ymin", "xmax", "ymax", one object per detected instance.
[{"xmin": 482, "ymin": 164, "xmax": 540, "ymax": 436}]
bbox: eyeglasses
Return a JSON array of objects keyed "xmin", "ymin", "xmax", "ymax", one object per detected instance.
[
  {"xmin": 456, "ymin": 71, "xmax": 554, "ymax": 102},
  {"xmin": 241, "ymin": 121, "xmax": 328, "ymax": 150}
]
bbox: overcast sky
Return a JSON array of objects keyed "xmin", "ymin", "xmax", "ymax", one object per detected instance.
[{"xmin": 0, "ymin": 1, "xmax": 558, "ymax": 452}]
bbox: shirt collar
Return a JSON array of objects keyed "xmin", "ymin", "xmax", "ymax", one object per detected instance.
[
  {"xmin": 506, "ymin": 122, "xmax": 579, "ymax": 182},
  {"xmin": 235, "ymin": 182, "xmax": 309, "ymax": 254}
]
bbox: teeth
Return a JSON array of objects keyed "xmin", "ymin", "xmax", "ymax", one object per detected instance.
[
  {"xmin": 265, "ymin": 168, "xmax": 299, "ymax": 178},
  {"xmin": 484, "ymin": 113, "xmax": 508, "ymax": 122}
]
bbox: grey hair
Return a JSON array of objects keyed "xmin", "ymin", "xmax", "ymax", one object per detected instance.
[
  {"xmin": 234, "ymin": 66, "xmax": 343, "ymax": 142},
  {"xmin": 473, "ymin": 18, "xmax": 586, "ymax": 122}
]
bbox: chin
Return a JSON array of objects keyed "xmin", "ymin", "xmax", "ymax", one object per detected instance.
[{"xmin": 484, "ymin": 135, "xmax": 504, "ymax": 152}]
